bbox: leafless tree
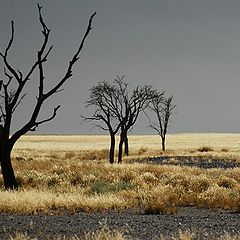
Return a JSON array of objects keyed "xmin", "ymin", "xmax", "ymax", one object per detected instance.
[
  {"xmin": 148, "ymin": 93, "xmax": 176, "ymax": 151},
  {"xmin": 82, "ymin": 81, "xmax": 122, "ymax": 163},
  {"xmin": 0, "ymin": 4, "xmax": 95, "ymax": 189},
  {"xmin": 83, "ymin": 76, "xmax": 156, "ymax": 164},
  {"xmin": 114, "ymin": 77, "xmax": 156, "ymax": 163}
]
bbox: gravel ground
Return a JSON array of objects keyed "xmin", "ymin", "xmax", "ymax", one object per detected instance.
[
  {"xmin": 0, "ymin": 207, "xmax": 239, "ymax": 239},
  {"xmin": 145, "ymin": 156, "xmax": 240, "ymax": 169}
]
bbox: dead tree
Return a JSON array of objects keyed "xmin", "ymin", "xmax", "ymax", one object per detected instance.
[
  {"xmin": 0, "ymin": 4, "xmax": 95, "ymax": 189},
  {"xmin": 82, "ymin": 81, "xmax": 122, "ymax": 163},
  {"xmin": 148, "ymin": 93, "xmax": 176, "ymax": 151},
  {"xmin": 114, "ymin": 77, "xmax": 156, "ymax": 163}
]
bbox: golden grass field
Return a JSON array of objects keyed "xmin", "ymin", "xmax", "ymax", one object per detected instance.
[
  {"xmin": 1, "ymin": 133, "xmax": 240, "ymax": 239},
  {"xmin": 13, "ymin": 133, "xmax": 240, "ymax": 152}
]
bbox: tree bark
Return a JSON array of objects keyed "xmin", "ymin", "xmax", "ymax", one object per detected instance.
[
  {"xmin": 124, "ymin": 134, "xmax": 129, "ymax": 156},
  {"xmin": 0, "ymin": 140, "xmax": 18, "ymax": 189},
  {"xmin": 118, "ymin": 134, "xmax": 125, "ymax": 163},
  {"xmin": 161, "ymin": 136, "xmax": 165, "ymax": 152},
  {"xmin": 109, "ymin": 133, "xmax": 115, "ymax": 164}
]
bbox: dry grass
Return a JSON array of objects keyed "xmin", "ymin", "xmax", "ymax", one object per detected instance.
[
  {"xmin": 13, "ymin": 133, "xmax": 240, "ymax": 153},
  {"xmin": 8, "ymin": 225, "xmax": 126, "ymax": 240},
  {"xmin": 7, "ymin": 229, "xmax": 240, "ymax": 240},
  {"xmin": 0, "ymin": 133, "xmax": 238, "ymax": 215}
]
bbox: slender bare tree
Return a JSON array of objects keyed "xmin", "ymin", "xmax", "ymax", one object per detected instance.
[
  {"xmin": 82, "ymin": 81, "xmax": 122, "ymax": 163},
  {"xmin": 148, "ymin": 93, "xmax": 176, "ymax": 151},
  {"xmin": 114, "ymin": 77, "xmax": 156, "ymax": 163},
  {"xmin": 0, "ymin": 4, "xmax": 95, "ymax": 189}
]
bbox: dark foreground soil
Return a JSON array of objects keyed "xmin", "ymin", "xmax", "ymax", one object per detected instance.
[{"xmin": 0, "ymin": 207, "xmax": 239, "ymax": 239}]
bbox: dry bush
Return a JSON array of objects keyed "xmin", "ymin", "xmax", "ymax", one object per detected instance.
[
  {"xmin": 160, "ymin": 230, "xmax": 196, "ymax": 240},
  {"xmin": 220, "ymin": 233, "xmax": 240, "ymax": 240},
  {"xmin": 218, "ymin": 176, "xmax": 237, "ymax": 189},
  {"xmin": 197, "ymin": 185, "xmax": 240, "ymax": 210},
  {"xmin": 221, "ymin": 147, "xmax": 230, "ymax": 152},
  {"xmin": 197, "ymin": 146, "xmax": 214, "ymax": 152},
  {"xmin": 8, "ymin": 232, "xmax": 32, "ymax": 240},
  {"xmin": 84, "ymin": 223, "xmax": 126, "ymax": 240},
  {"xmin": 143, "ymin": 186, "xmax": 179, "ymax": 215}
]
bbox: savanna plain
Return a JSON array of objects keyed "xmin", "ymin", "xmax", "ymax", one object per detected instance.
[{"xmin": 1, "ymin": 133, "xmax": 240, "ymax": 240}]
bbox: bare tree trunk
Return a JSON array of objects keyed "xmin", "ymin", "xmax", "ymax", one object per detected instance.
[
  {"xmin": 118, "ymin": 134, "xmax": 125, "ymax": 163},
  {"xmin": 109, "ymin": 133, "xmax": 115, "ymax": 164},
  {"xmin": 161, "ymin": 135, "xmax": 166, "ymax": 152},
  {"xmin": 124, "ymin": 133, "xmax": 129, "ymax": 156},
  {"xmin": 0, "ymin": 141, "xmax": 18, "ymax": 189}
]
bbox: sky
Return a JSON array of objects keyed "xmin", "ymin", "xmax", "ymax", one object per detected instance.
[{"xmin": 1, "ymin": 0, "xmax": 240, "ymax": 134}]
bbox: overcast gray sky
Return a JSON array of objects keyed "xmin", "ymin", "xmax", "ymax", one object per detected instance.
[{"xmin": 1, "ymin": 0, "xmax": 240, "ymax": 134}]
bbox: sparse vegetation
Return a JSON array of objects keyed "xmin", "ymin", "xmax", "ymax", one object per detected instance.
[
  {"xmin": 0, "ymin": 134, "xmax": 238, "ymax": 214},
  {"xmin": 6, "ymin": 229, "xmax": 240, "ymax": 240},
  {"xmin": 0, "ymin": 134, "xmax": 239, "ymax": 239}
]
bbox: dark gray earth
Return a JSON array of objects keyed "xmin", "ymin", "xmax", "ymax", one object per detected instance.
[
  {"xmin": 1, "ymin": 157, "xmax": 240, "ymax": 239},
  {"xmin": 0, "ymin": 207, "xmax": 239, "ymax": 239},
  {"xmin": 145, "ymin": 155, "xmax": 240, "ymax": 169}
]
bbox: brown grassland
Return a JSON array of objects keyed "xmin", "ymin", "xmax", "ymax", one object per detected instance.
[{"xmin": 1, "ymin": 133, "xmax": 240, "ymax": 239}]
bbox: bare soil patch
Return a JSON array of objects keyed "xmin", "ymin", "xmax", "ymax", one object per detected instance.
[{"xmin": 145, "ymin": 156, "xmax": 240, "ymax": 169}]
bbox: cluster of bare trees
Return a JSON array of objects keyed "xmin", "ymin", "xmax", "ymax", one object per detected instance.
[
  {"xmin": 0, "ymin": 5, "xmax": 95, "ymax": 189},
  {"xmin": 83, "ymin": 76, "xmax": 176, "ymax": 163}
]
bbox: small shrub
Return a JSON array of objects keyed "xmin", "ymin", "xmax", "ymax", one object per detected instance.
[
  {"xmin": 218, "ymin": 177, "xmax": 237, "ymax": 189},
  {"xmin": 80, "ymin": 150, "xmax": 109, "ymax": 160},
  {"xmin": 120, "ymin": 170, "xmax": 137, "ymax": 182},
  {"xmin": 160, "ymin": 230, "xmax": 196, "ymax": 240},
  {"xmin": 197, "ymin": 146, "xmax": 214, "ymax": 152},
  {"xmin": 139, "ymin": 172, "xmax": 158, "ymax": 185},
  {"xmin": 84, "ymin": 223, "xmax": 126, "ymax": 240},
  {"xmin": 8, "ymin": 232, "xmax": 32, "ymax": 240},
  {"xmin": 221, "ymin": 147, "xmax": 229, "ymax": 152},
  {"xmin": 70, "ymin": 175, "xmax": 83, "ymax": 186},
  {"xmin": 47, "ymin": 174, "xmax": 62, "ymax": 187},
  {"xmin": 197, "ymin": 185, "xmax": 240, "ymax": 209},
  {"xmin": 220, "ymin": 233, "xmax": 240, "ymax": 240},
  {"xmin": 90, "ymin": 180, "xmax": 135, "ymax": 194},
  {"xmin": 179, "ymin": 230, "xmax": 196, "ymax": 240},
  {"xmin": 15, "ymin": 156, "xmax": 26, "ymax": 161},
  {"xmin": 191, "ymin": 175, "xmax": 210, "ymax": 193},
  {"xmin": 136, "ymin": 147, "xmax": 148, "ymax": 155},
  {"xmin": 64, "ymin": 151, "xmax": 76, "ymax": 159},
  {"xmin": 115, "ymin": 181, "xmax": 135, "ymax": 192},
  {"xmin": 145, "ymin": 202, "xmax": 177, "ymax": 215},
  {"xmin": 51, "ymin": 166, "xmax": 65, "ymax": 175},
  {"xmin": 144, "ymin": 188, "xmax": 179, "ymax": 215},
  {"xmin": 48, "ymin": 153, "xmax": 59, "ymax": 159}
]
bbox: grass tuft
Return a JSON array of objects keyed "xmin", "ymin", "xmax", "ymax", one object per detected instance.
[{"xmin": 197, "ymin": 146, "xmax": 214, "ymax": 152}]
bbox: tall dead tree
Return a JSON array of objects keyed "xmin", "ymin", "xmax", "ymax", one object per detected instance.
[
  {"xmin": 82, "ymin": 81, "xmax": 122, "ymax": 163},
  {"xmin": 0, "ymin": 4, "xmax": 95, "ymax": 189},
  {"xmin": 148, "ymin": 93, "xmax": 176, "ymax": 151}
]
